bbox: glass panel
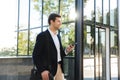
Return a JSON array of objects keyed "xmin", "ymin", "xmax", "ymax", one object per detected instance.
[
  {"xmin": 61, "ymin": 23, "xmax": 75, "ymax": 80},
  {"xmin": 19, "ymin": 0, "xmax": 29, "ymax": 29},
  {"xmin": 18, "ymin": 31, "xmax": 28, "ymax": 55},
  {"xmin": 0, "ymin": 0, "xmax": 17, "ymax": 56},
  {"xmin": 29, "ymin": 28, "xmax": 41, "ymax": 55},
  {"xmin": 30, "ymin": 0, "xmax": 42, "ymax": 28},
  {"xmin": 96, "ymin": 0, "xmax": 102, "ymax": 23},
  {"xmin": 110, "ymin": 30, "xmax": 118, "ymax": 80},
  {"xmin": 95, "ymin": 28, "xmax": 99, "ymax": 80},
  {"xmin": 110, "ymin": 0, "xmax": 117, "ymax": 27},
  {"xmin": 84, "ymin": 0, "xmax": 94, "ymax": 22},
  {"xmin": 43, "ymin": 27, "xmax": 48, "ymax": 31},
  {"xmin": 95, "ymin": 28, "xmax": 106, "ymax": 80},
  {"xmin": 43, "ymin": 0, "xmax": 59, "ymax": 26},
  {"xmin": 60, "ymin": 23, "xmax": 75, "ymax": 56},
  {"xmin": 103, "ymin": 0, "xmax": 109, "ymax": 25},
  {"xmin": 83, "ymin": 25, "xmax": 94, "ymax": 80},
  {"xmin": 83, "ymin": 25, "xmax": 94, "ymax": 57},
  {"xmin": 60, "ymin": 0, "xmax": 75, "ymax": 22},
  {"xmin": 110, "ymin": 30, "xmax": 118, "ymax": 56},
  {"xmin": 110, "ymin": 0, "xmax": 118, "ymax": 79},
  {"xmin": 63, "ymin": 56, "xmax": 74, "ymax": 80},
  {"xmin": 111, "ymin": 57, "xmax": 118, "ymax": 80}
]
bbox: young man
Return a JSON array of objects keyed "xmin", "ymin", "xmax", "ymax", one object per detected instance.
[{"xmin": 32, "ymin": 13, "xmax": 74, "ymax": 80}]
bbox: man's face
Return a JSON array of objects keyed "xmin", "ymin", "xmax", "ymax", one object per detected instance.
[{"xmin": 51, "ymin": 17, "xmax": 62, "ymax": 30}]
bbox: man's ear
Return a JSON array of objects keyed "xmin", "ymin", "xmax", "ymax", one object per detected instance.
[{"xmin": 50, "ymin": 20, "xmax": 54, "ymax": 24}]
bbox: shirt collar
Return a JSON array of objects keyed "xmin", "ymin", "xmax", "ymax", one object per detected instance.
[{"xmin": 48, "ymin": 28, "xmax": 58, "ymax": 36}]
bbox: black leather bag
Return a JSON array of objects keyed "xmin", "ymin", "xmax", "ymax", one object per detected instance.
[
  {"xmin": 30, "ymin": 66, "xmax": 41, "ymax": 80},
  {"xmin": 49, "ymin": 72, "xmax": 54, "ymax": 80},
  {"xmin": 30, "ymin": 66, "xmax": 54, "ymax": 80}
]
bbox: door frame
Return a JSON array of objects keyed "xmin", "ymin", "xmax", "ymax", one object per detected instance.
[
  {"xmin": 95, "ymin": 26, "xmax": 110, "ymax": 80},
  {"xmin": 105, "ymin": 28, "xmax": 110, "ymax": 80}
]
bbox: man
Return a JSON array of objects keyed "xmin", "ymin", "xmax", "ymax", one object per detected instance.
[{"xmin": 32, "ymin": 13, "xmax": 74, "ymax": 80}]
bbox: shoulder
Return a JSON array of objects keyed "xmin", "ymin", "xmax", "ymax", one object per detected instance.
[{"xmin": 36, "ymin": 30, "xmax": 48, "ymax": 39}]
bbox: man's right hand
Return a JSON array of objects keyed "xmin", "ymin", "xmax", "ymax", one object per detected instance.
[{"xmin": 41, "ymin": 70, "xmax": 49, "ymax": 80}]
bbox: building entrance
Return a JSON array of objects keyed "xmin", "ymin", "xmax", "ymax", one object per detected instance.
[
  {"xmin": 95, "ymin": 27, "xmax": 110, "ymax": 80},
  {"xmin": 83, "ymin": 26, "xmax": 110, "ymax": 80}
]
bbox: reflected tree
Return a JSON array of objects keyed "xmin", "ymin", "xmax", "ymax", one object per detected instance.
[
  {"xmin": 18, "ymin": 32, "xmax": 28, "ymax": 55},
  {"xmin": 0, "ymin": 47, "xmax": 16, "ymax": 56}
]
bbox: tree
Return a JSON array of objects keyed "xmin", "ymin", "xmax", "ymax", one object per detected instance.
[
  {"xmin": 0, "ymin": 47, "xmax": 16, "ymax": 56},
  {"xmin": 18, "ymin": 32, "xmax": 28, "ymax": 55}
]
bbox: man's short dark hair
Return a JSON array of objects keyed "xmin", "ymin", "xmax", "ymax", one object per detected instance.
[{"xmin": 48, "ymin": 13, "xmax": 61, "ymax": 25}]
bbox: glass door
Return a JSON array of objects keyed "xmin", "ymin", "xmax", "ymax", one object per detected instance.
[
  {"xmin": 83, "ymin": 25, "xmax": 110, "ymax": 80},
  {"xmin": 95, "ymin": 28, "xmax": 106, "ymax": 80},
  {"xmin": 95, "ymin": 27, "xmax": 110, "ymax": 80}
]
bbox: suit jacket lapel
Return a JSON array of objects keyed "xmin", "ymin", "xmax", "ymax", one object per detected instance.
[
  {"xmin": 57, "ymin": 34, "xmax": 62, "ymax": 49},
  {"xmin": 46, "ymin": 30, "xmax": 57, "ymax": 51}
]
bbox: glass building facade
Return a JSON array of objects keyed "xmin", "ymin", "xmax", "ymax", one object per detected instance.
[{"xmin": 0, "ymin": 0, "xmax": 120, "ymax": 80}]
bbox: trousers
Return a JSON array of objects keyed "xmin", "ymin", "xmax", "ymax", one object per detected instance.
[{"xmin": 54, "ymin": 64, "xmax": 64, "ymax": 80}]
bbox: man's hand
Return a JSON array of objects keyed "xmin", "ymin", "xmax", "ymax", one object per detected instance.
[
  {"xmin": 66, "ymin": 44, "xmax": 75, "ymax": 54},
  {"xmin": 41, "ymin": 70, "xmax": 49, "ymax": 80}
]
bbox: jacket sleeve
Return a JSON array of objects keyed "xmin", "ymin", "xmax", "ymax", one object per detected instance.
[{"xmin": 32, "ymin": 33, "xmax": 49, "ymax": 75}]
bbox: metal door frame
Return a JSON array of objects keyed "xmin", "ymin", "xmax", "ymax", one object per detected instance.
[{"xmin": 95, "ymin": 27, "xmax": 110, "ymax": 80}]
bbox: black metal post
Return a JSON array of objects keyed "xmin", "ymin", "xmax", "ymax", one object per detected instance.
[
  {"xmin": 75, "ymin": 0, "xmax": 83, "ymax": 80},
  {"xmin": 28, "ymin": 0, "xmax": 31, "ymax": 55},
  {"xmin": 17, "ymin": 0, "xmax": 20, "ymax": 56},
  {"xmin": 118, "ymin": 0, "xmax": 120, "ymax": 80}
]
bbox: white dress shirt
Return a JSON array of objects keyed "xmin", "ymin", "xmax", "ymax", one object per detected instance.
[{"xmin": 48, "ymin": 29, "xmax": 61, "ymax": 62}]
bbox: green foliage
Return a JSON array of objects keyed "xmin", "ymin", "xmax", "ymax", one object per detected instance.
[
  {"xmin": 34, "ymin": 4, "xmax": 40, "ymax": 11},
  {"xmin": 29, "ymin": 35, "xmax": 35, "ymax": 55},
  {"xmin": 33, "ymin": 0, "xmax": 39, "ymax": 2},
  {"xmin": 0, "ymin": 47, "xmax": 16, "ymax": 56},
  {"xmin": 32, "ymin": 0, "xmax": 42, "ymax": 12},
  {"xmin": 18, "ymin": 32, "xmax": 28, "ymax": 55},
  {"xmin": 18, "ymin": 31, "xmax": 36, "ymax": 55},
  {"xmin": 60, "ymin": 23, "xmax": 75, "ymax": 56}
]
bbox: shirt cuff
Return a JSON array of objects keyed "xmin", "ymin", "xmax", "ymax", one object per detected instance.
[{"xmin": 65, "ymin": 49, "xmax": 68, "ymax": 55}]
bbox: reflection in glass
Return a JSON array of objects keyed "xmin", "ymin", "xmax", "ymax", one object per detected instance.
[
  {"xmin": 30, "ymin": 0, "xmax": 42, "ymax": 28},
  {"xmin": 60, "ymin": 23, "xmax": 75, "ymax": 56},
  {"xmin": 43, "ymin": 27, "xmax": 48, "ymax": 31},
  {"xmin": 96, "ymin": 0, "xmax": 102, "ymax": 23},
  {"xmin": 60, "ymin": 0, "xmax": 75, "ymax": 22},
  {"xmin": 60, "ymin": 23, "xmax": 75, "ymax": 80},
  {"xmin": 83, "ymin": 25, "xmax": 94, "ymax": 80},
  {"xmin": 110, "ymin": 30, "xmax": 118, "ymax": 80},
  {"xmin": 84, "ymin": 25, "xmax": 94, "ymax": 57},
  {"xmin": 84, "ymin": 0, "xmax": 94, "ymax": 21},
  {"xmin": 95, "ymin": 28, "xmax": 106, "ymax": 80},
  {"xmin": 110, "ymin": 0, "xmax": 118, "ymax": 79},
  {"xmin": 110, "ymin": 31, "xmax": 118, "ymax": 56},
  {"xmin": 43, "ymin": 0, "xmax": 59, "ymax": 25},
  {"xmin": 111, "ymin": 58, "xmax": 118, "ymax": 80},
  {"xmin": 19, "ymin": 0, "xmax": 29, "ymax": 29},
  {"xmin": 110, "ymin": 0, "xmax": 117, "ymax": 27},
  {"xmin": 29, "ymin": 28, "xmax": 41, "ymax": 55},
  {"xmin": 0, "ymin": 0, "xmax": 17, "ymax": 56},
  {"xmin": 18, "ymin": 31, "xmax": 28, "ymax": 55},
  {"xmin": 103, "ymin": 0, "xmax": 109, "ymax": 25}
]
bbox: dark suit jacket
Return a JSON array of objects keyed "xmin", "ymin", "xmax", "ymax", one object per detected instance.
[{"xmin": 32, "ymin": 29, "xmax": 66, "ymax": 76}]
